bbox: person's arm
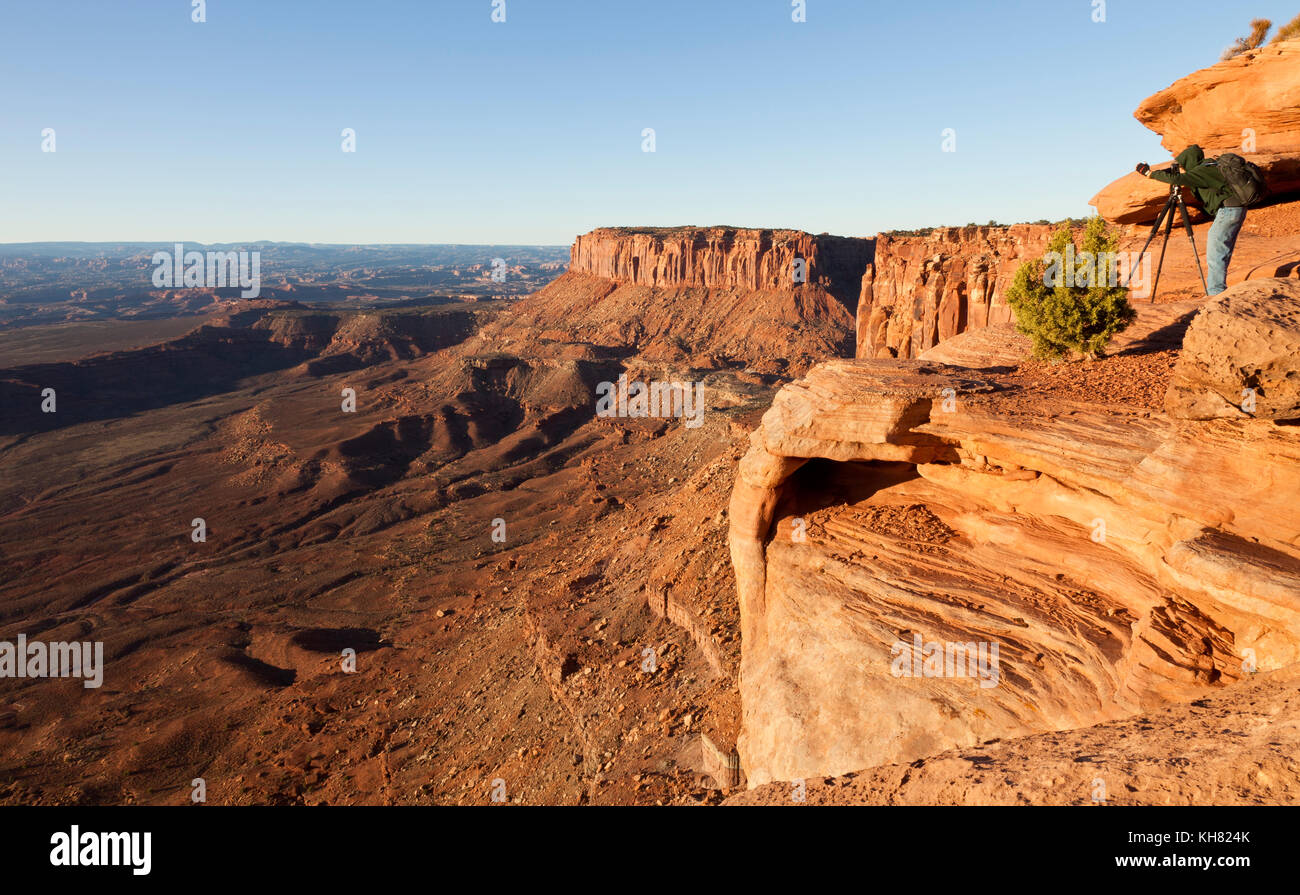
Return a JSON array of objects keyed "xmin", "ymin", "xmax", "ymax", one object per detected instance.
[{"xmin": 1141, "ymin": 163, "xmax": 1192, "ymax": 186}]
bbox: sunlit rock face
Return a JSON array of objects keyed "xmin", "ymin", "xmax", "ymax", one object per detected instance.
[{"xmin": 730, "ymin": 351, "xmax": 1300, "ymax": 787}]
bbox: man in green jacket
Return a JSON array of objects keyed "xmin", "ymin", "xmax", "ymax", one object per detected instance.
[{"xmin": 1136, "ymin": 144, "xmax": 1246, "ymax": 296}]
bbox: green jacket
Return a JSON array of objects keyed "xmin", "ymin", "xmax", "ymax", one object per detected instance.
[{"xmin": 1148, "ymin": 145, "xmax": 1237, "ymax": 218}]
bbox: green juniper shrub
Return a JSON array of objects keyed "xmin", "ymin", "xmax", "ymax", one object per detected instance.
[{"xmin": 1005, "ymin": 216, "xmax": 1136, "ymax": 361}]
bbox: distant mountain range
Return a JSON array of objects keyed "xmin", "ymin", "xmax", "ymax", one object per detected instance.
[{"xmin": 0, "ymin": 242, "xmax": 570, "ymax": 328}]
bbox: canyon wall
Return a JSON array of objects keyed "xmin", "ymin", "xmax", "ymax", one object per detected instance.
[
  {"xmin": 569, "ymin": 227, "xmax": 872, "ymax": 310},
  {"xmin": 856, "ymin": 225, "xmax": 1061, "ymax": 360}
]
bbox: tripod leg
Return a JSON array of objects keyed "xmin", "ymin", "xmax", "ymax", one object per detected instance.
[
  {"xmin": 1175, "ymin": 194, "xmax": 1209, "ymax": 294},
  {"xmin": 1125, "ymin": 195, "xmax": 1174, "ymax": 289},
  {"xmin": 1150, "ymin": 202, "xmax": 1176, "ymax": 302}
]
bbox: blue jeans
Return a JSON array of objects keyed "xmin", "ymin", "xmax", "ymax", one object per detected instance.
[{"xmin": 1207, "ymin": 205, "xmax": 1246, "ymax": 295}]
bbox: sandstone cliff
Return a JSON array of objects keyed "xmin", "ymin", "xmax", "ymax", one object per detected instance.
[
  {"xmin": 729, "ymin": 279, "xmax": 1300, "ymax": 786},
  {"xmin": 570, "ymin": 227, "xmax": 872, "ymax": 309},
  {"xmin": 858, "ymin": 202, "xmax": 1300, "ymax": 363},
  {"xmin": 1092, "ymin": 42, "xmax": 1300, "ymax": 223},
  {"xmin": 491, "ymin": 227, "xmax": 873, "ymax": 376},
  {"xmin": 856, "ymin": 225, "xmax": 1061, "ymax": 360}
]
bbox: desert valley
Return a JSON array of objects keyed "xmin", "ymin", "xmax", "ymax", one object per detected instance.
[{"xmin": 2, "ymin": 28, "xmax": 1300, "ymax": 817}]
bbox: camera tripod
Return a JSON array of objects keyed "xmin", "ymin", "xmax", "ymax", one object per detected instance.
[{"xmin": 1124, "ymin": 168, "xmax": 1208, "ymax": 300}]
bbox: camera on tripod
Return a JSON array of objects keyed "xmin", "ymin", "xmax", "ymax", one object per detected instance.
[{"xmin": 1125, "ymin": 161, "xmax": 1206, "ymax": 299}]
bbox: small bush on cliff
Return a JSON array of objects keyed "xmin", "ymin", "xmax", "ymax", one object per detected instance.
[
  {"xmin": 1272, "ymin": 13, "xmax": 1300, "ymax": 43},
  {"xmin": 1222, "ymin": 18, "xmax": 1272, "ymax": 59},
  {"xmin": 1004, "ymin": 216, "xmax": 1136, "ymax": 361},
  {"xmin": 880, "ymin": 227, "xmax": 935, "ymax": 238}
]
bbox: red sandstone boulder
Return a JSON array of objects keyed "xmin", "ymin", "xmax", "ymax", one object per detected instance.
[{"xmin": 1166, "ymin": 277, "xmax": 1300, "ymax": 420}]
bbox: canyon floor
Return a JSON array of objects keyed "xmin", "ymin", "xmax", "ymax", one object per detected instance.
[{"xmin": 0, "ymin": 312, "xmax": 765, "ymax": 805}]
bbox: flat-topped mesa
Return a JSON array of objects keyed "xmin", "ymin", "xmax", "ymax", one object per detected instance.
[
  {"xmin": 570, "ymin": 227, "xmax": 873, "ymax": 310},
  {"xmin": 491, "ymin": 227, "xmax": 875, "ymax": 375},
  {"xmin": 857, "ymin": 224, "xmax": 1063, "ymax": 359}
]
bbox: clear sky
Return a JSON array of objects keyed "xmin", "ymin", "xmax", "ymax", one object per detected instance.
[{"xmin": 1, "ymin": 0, "xmax": 1294, "ymax": 245}]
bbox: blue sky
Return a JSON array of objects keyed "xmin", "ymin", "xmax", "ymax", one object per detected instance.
[{"xmin": 1, "ymin": 0, "xmax": 1293, "ymax": 244}]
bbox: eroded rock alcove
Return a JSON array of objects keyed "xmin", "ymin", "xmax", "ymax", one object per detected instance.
[{"xmin": 729, "ymin": 283, "xmax": 1300, "ymax": 786}]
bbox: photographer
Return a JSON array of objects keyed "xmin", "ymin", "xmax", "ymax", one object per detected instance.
[{"xmin": 1136, "ymin": 144, "xmax": 1246, "ymax": 296}]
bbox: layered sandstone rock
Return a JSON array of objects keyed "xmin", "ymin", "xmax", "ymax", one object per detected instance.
[
  {"xmin": 856, "ymin": 225, "xmax": 1062, "ymax": 359},
  {"xmin": 725, "ymin": 663, "xmax": 1300, "ymax": 805},
  {"xmin": 1166, "ymin": 278, "xmax": 1300, "ymax": 420},
  {"xmin": 729, "ymin": 350, "xmax": 1300, "ymax": 786},
  {"xmin": 1092, "ymin": 43, "xmax": 1300, "ymax": 224}
]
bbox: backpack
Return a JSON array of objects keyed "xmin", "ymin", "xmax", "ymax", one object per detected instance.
[{"xmin": 1211, "ymin": 153, "xmax": 1268, "ymax": 207}]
